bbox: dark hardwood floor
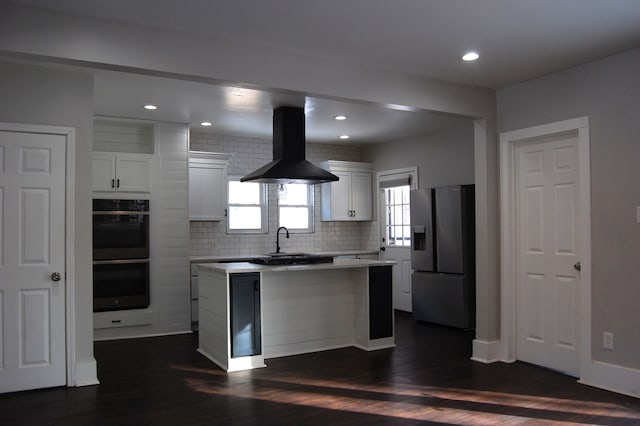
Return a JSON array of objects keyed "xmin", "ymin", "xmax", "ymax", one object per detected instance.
[{"xmin": 1, "ymin": 312, "xmax": 639, "ymax": 425}]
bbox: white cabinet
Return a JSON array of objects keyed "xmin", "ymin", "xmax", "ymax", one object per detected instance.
[
  {"xmin": 320, "ymin": 160, "xmax": 373, "ymax": 221},
  {"xmin": 92, "ymin": 152, "xmax": 152, "ymax": 192},
  {"xmin": 189, "ymin": 151, "xmax": 232, "ymax": 221}
]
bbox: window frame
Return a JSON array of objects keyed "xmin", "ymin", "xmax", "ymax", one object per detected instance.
[
  {"xmin": 277, "ymin": 183, "xmax": 315, "ymax": 234},
  {"xmin": 226, "ymin": 176, "xmax": 268, "ymax": 234}
]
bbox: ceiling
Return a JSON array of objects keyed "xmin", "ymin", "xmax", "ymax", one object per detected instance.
[{"xmin": 8, "ymin": 0, "xmax": 640, "ymax": 143}]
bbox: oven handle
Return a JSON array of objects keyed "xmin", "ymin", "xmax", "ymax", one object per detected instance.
[
  {"xmin": 92, "ymin": 211, "xmax": 150, "ymax": 216},
  {"xmin": 93, "ymin": 259, "xmax": 150, "ymax": 265}
]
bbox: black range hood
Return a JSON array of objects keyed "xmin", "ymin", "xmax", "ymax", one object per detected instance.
[{"xmin": 240, "ymin": 106, "xmax": 339, "ymax": 184}]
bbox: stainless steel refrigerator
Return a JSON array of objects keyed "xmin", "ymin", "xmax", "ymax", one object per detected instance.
[{"xmin": 410, "ymin": 185, "xmax": 475, "ymax": 329}]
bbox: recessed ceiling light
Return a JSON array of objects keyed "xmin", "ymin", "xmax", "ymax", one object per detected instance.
[
  {"xmin": 339, "ymin": 135, "xmax": 350, "ymax": 140},
  {"xmin": 200, "ymin": 121, "xmax": 212, "ymax": 127},
  {"xmin": 334, "ymin": 115, "xmax": 347, "ymax": 121},
  {"xmin": 143, "ymin": 104, "xmax": 158, "ymax": 110},
  {"xmin": 461, "ymin": 51, "xmax": 479, "ymax": 62}
]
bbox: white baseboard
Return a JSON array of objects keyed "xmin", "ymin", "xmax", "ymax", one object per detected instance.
[
  {"xmin": 74, "ymin": 358, "xmax": 100, "ymax": 387},
  {"xmin": 579, "ymin": 360, "xmax": 640, "ymax": 399},
  {"xmin": 93, "ymin": 329, "xmax": 193, "ymax": 342},
  {"xmin": 471, "ymin": 339, "xmax": 503, "ymax": 363}
]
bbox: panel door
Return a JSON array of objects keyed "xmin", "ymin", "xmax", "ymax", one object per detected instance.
[
  {"xmin": 0, "ymin": 130, "xmax": 67, "ymax": 393},
  {"xmin": 115, "ymin": 153, "xmax": 151, "ymax": 192},
  {"xmin": 351, "ymin": 172, "xmax": 372, "ymax": 220},
  {"xmin": 329, "ymin": 170, "xmax": 352, "ymax": 220},
  {"xmin": 92, "ymin": 152, "xmax": 116, "ymax": 192},
  {"xmin": 189, "ymin": 163, "xmax": 226, "ymax": 220},
  {"xmin": 516, "ymin": 133, "xmax": 581, "ymax": 377}
]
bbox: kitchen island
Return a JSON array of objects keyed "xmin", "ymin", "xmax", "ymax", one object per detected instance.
[{"xmin": 197, "ymin": 258, "xmax": 395, "ymax": 372}]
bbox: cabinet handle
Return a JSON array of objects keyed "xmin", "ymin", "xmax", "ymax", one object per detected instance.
[
  {"xmin": 111, "ymin": 179, "xmax": 115, "ymax": 188},
  {"xmin": 116, "ymin": 178, "xmax": 120, "ymax": 189},
  {"xmin": 224, "ymin": 208, "xmax": 228, "ymax": 217}
]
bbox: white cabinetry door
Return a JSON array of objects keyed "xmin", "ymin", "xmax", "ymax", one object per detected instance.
[
  {"xmin": 188, "ymin": 151, "xmax": 232, "ymax": 221},
  {"xmin": 115, "ymin": 154, "xmax": 152, "ymax": 192},
  {"xmin": 327, "ymin": 170, "xmax": 352, "ymax": 220},
  {"xmin": 320, "ymin": 160, "xmax": 373, "ymax": 221},
  {"xmin": 92, "ymin": 152, "xmax": 152, "ymax": 193},
  {"xmin": 92, "ymin": 152, "xmax": 117, "ymax": 192},
  {"xmin": 351, "ymin": 171, "xmax": 373, "ymax": 220}
]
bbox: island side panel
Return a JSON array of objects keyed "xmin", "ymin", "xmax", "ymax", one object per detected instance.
[
  {"xmin": 197, "ymin": 267, "xmax": 230, "ymax": 371},
  {"xmin": 352, "ymin": 268, "xmax": 370, "ymax": 349},
  {"xmin": 261, "ymin": 269, "xmax": 356, "ymax": 359}
]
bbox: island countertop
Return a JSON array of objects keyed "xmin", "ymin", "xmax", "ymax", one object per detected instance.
[{"xmin": 197, "ymin": 258, "xmax": 394, "ymax": 274}]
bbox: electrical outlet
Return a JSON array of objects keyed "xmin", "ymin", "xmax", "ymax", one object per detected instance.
[{"xmin": 603, "ymin": 331, "xmax": 614, "ymax": 350}]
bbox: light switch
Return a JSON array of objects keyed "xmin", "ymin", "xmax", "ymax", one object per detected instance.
[{"xmin": 637, "ymin": 206, "xmax": 640, "ymax": 224}]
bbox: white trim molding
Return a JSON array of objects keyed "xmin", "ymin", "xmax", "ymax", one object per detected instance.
[
  {"xmin": 471, "ymin": 339, "xmax": 503, "ymax": 364},
  {"xmin": 74, "ymin": 359, "xmax": 100, "ymax": 387},
  {"xmin": 579, "ymin": 361, "xmax": 640, "ymax": 399},
  {"xmin": 499, "ymin": 117, "xmax": 592, "ymax": 376}
]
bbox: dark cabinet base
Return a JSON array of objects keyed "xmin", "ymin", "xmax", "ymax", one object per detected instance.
[{"xmin": 369, "ymin": 265, "xmax": 393, "ymax": 340}]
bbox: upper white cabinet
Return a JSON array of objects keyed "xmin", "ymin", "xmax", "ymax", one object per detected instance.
[
  {"xmin": 92, "ymin": 152, "xmax": 152, "ymax": 192},
  {"xmin": 320, "ymin": 160, "xmax": 373, "ymax": 221},
  {"xmin": 189, "ymin": 151, "xmax": 233, "ymax": 221}
]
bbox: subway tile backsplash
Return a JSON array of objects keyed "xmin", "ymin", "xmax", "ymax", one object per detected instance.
[{"xmin": 189, "ymin": 132, "xmax": 379, "ymax": 256}]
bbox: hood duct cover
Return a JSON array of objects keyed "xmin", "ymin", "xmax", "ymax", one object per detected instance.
[{"xmin": 240, "ymin": 106, "xmax": 339, "ymax": 184}]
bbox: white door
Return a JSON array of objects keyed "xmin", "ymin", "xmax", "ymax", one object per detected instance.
[
  {"xmin": 351, "ymin": 172, "xmax": 372, "ymax": 220},
  {"xmin": 379, "ymin": 175, "xmax": 414, "ymax": 312},
  {"xmin": 115, "ymin": 154, "xmax": 151, "ymax": 192},
  {"xmin": 515, "ymin": 133, "xmax": 581, "ymax": 376},
  {"xmin": 0, "ymin": 130, "xmax": 67, "ymax": 393},
  {"xmin": 330, "ymin": 170, "xmax": 352, "ymax": 220}
]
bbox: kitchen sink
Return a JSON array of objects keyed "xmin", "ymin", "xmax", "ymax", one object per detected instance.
[{"xmin": 249, "ymin": 253, "xmax": 334, "ymax": 266}]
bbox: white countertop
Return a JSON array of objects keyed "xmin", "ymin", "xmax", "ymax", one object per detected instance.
[
  {"xmin": 197, "ymin": 258, "xmax": 394, "ymax": 274},
  {"xmin": 190, "ymin": 250, "xmax": 379, "ymax": 263}
]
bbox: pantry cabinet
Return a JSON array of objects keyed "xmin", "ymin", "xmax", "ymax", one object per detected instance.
[
  {"xmin": 92, "ymin": 152, "xmax": 152, "ymax": 192},
  {"xmin": 320, "ymin": 160, "xmax": 373, "ymax": 221}
]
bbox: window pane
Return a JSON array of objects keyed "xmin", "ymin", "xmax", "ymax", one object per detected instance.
[
  {"xmin": 279, "ymin": 206, "xmax": 309, "ymax": 229},
  {"xmin": 383, "ymin": 185, "xmax": 411, "ymax": 247},
  {"xmin": 279, "ymin": 183, "xmax": 308, "ymax": 205},
  {"xmin": 228, "ymin": 206, "xmax": 262, "ymax": 229},
  {"xmin": 229, "ymin": 181, "xmax": 260, "ymax": 204}
]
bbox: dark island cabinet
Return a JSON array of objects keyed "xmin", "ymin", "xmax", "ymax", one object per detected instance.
[
  {"xmin": 369, "ymin": 265, "xmax": 393, "ymax": 339},
  {"xmin": 230, "ymin": 272, "xmax": 261, "ymax": 358}
]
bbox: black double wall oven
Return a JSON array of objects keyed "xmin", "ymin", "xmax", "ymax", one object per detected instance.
[{"xmin": 93, "ymin": 199, "xmax": 150, "ymax": 312}]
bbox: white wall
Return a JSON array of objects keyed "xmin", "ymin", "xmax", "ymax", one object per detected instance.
[
  {"xmin": 498, "ymin": 48, "xmax": 640, "ymax": 370},
  {"xmin": 0, "ymin": 60, "xmax": 96, "ymax": 383},
  {"xmin": 189, "ymin": 132, "xmax": 377, "ymax": 255},
  {"xmin": 362, "ymin": 123, "xmax": 475, "ymax": 188}
]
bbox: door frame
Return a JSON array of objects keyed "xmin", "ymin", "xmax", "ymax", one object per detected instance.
[
  {"xmin": 0, "ymin": 122, "xmax": 77, "ymax": 387},
  {"xmin": 499, "ymin": 117, "xmax": 591, "ymax": 378}
]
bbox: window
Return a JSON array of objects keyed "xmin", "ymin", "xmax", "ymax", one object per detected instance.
[
  {"xmin": 383, "ymin": 185, "xmax": 411, "ymax": 247},
  {"xmin": 227, "ymin": 177, "xmax": 267, "ymax": 233},
  {"xmin": 278, "ymin": 183, "xmax": 314, "ymax": 232}
]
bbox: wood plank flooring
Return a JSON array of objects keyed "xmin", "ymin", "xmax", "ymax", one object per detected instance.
[{"xmin": 1, "ymin": 312, "xmax": 639, "ymax": 425}]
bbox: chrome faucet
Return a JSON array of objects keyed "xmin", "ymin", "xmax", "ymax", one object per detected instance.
[{"xmin": 276, "ymin": 226, "xmax": 289, "ymax": 253}]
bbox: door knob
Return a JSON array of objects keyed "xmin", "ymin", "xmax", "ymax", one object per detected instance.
[
  {"xmin": 51, "ymin": 272, "xmax": 62, "ymax": 282},
  {"xmin": 573, "ymin": 262, "xmax": 581, "ymax": 272}
]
